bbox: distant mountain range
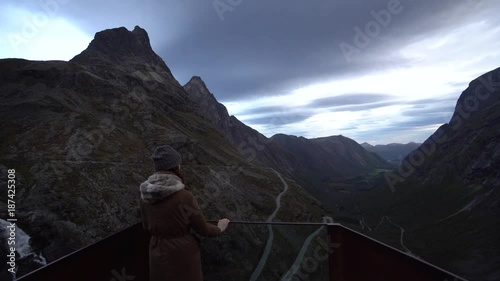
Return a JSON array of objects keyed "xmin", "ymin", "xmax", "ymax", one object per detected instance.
[{"xmin": 361, "ymin": 142, "xmax": 421, "ymax": 164}]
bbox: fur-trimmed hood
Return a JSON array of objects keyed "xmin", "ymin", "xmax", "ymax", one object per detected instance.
[{"xmin": 140, "ymin": 172, "xmax": 185, "ymax": 204}]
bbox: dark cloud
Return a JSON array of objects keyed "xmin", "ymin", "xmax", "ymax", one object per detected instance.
[
  {"xmin": 389, "ymin": 115, "xmax": 448, "ymax": 129},
  {"xmin": 237, "ymin": 105, "xmax": 289, "ymax": 116},
  {"xmin": 242, "ymin": 111, "xmax": 312, "ymax": 126},
  {"xmin": 403, "ymin": 105, "xmax": 455, "ymax": 117},
  {"xmin": 406, "ymin": 117, "xmax": 447, "ymax": 128},
  {"xmin": 237, "ymin": 94, "xmax": 398, "ymax": 123},
  {"xmin": 447, "ymin": 81, "xmax": 470, "ymax": 89},
  {"xmin": 164, "ymin": 0, "xmax": 499, "ymax": 102},
  {"xmin": 308, "ymin": 93, "xmax": 392, "ymax": 108},
  {"xmin": 399, "ymin": 99, "xmax": 456, "ymax": 126},
  {"xmin": 349, "ymin": 115, "xmax": 447, "ymax": 143},
  {"xmin": 239, "ymin": 93, "xmax": 395, "ymax": 117},
  {"xmin": 408, "ymin": 96, "xmax": 459, "ymax": 105},
  {"xmin": 339, "ymin": 126, "xmax": 358, "ymax": 131},
  {"xmin": 330, "ymin": 101, "xmax": 402, "ymax": 112}
]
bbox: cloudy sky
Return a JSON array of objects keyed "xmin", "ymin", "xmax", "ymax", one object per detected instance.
[{"xmin": 1, "ymin": 0, "xmax": 499, "ymax": 144}]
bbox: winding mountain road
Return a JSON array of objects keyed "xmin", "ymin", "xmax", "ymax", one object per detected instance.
[
  {"xmin": 280, "ymin": 226, "xmax": 325, "ymax": 280},
  {"xmin": 249, "ymin": 169, "xmax": 289, "ymax": 281},
  {"xmin": 360, "ymin": 215, "xmax": 419, "ymax": 258}
]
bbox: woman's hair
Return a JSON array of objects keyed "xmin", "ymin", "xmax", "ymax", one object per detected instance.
[{"xmin": 168, "ymin": 166, "xmax": 187, "ymax": 187}]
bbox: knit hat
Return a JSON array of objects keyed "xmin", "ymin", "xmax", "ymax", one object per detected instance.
[{"xmin": 152, "ymin": 145, "xmax": 181, "ymax": 171}]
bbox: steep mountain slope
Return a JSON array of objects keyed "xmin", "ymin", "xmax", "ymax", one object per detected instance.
[
  {"xmin": 361, "ymin": 142, "xmax": 420, "ymax": 164},
  {"xmin": 0, "ymin": 26, "xmax": 324, "ymax": 279},
  {"xmin": 345, "ymin": 67, "xmax": 500, "ymax": 281}
]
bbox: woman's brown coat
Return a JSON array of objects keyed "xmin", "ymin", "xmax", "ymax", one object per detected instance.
[{"xmin": 139, "ymin": 171, "xmax": 221, "ymax": 281}]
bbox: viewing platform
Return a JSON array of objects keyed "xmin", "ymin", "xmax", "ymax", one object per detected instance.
[{"xmin": 17, "ymin": 221, "xmax": 468, "ymax": 281}]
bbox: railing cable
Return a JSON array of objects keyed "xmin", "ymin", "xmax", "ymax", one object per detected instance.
[{"xmin": 205, "ymin": 220, "xmax": 331, "ymax": 226}]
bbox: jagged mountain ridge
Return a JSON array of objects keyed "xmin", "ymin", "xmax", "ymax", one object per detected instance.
[{"xmin": 0, "ymin": 26, "xmax": 325, "ymax": 280}]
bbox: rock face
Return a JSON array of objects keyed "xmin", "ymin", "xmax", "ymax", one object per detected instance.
[
  {"xmin": 351, "ymin": 67, "xmax": 500, "ymax": 281},
  {"xmin": 0, "ymin": 26, "xmax": 324, "ymax": 279}
]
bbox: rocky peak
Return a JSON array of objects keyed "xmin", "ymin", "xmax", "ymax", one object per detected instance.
[
  {"xmin": 70, "ymin": 26, "xmax": 169, "ymax": 70},
  {"xmin": 183, "ymin": 76, "xmax": 230, "ymax": 125},
  {"xmin": 185, "ymin": 76, "xmax": 214, "ymax": 100},
  {"xmin": 188, "ymin": 76, "xmax": 205, "ymax": 84},
  {"xmin": 448, "ymin": 67, "xmax": 500, "ymax": 125}
]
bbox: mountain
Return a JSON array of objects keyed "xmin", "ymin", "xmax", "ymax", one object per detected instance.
[
  {"xmin": 273, "ymin": 135, "xmax": 392, "ymax": 179},
  {"xmin": 270, "ymin": 134, "xmax": 393, "ymax": 210},
  {"xmin": 0, "ymin": 26, "xmax": 325, "ymax": 280},
  {"xmin": 343, "ymin": 67, "xmax": 500, "ymax": 281},
  {"xmin": 361, "ymin": 142, "xmax": 421, "ymax": 164}
]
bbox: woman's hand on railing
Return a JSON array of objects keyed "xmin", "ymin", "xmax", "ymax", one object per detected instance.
[{"xmin": 217, "ymin": 218, "xmax": 230, "ymax": 232}]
